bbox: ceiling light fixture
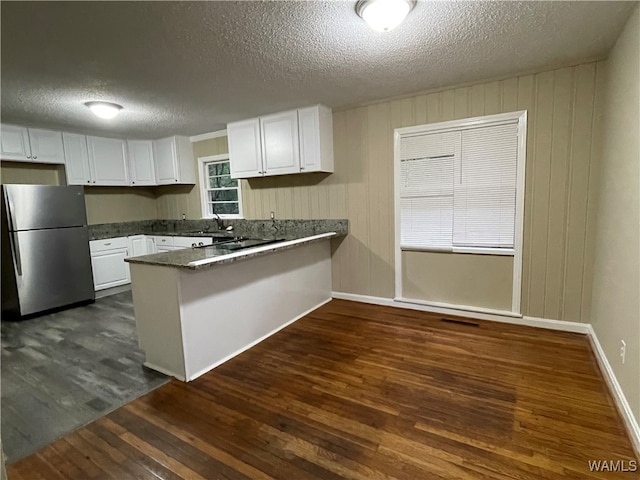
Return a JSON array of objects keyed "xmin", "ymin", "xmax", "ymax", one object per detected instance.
[
  {"xmin": 85, "ymin": 101, "xmax": 123, "ymax": 119},
  {"xmin": 356, "ymin": 0, "xmax": 416, "ymax": 32}
]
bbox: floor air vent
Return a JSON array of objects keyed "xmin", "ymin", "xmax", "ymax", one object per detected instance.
[{"xmin": 441, "ymin": 318, "xmax": 480, "ymax": 327}]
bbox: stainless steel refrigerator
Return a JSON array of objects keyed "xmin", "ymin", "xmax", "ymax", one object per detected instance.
[{"xmin": 2, "ymin": 184, "xmax": 95, "ymax": 318}]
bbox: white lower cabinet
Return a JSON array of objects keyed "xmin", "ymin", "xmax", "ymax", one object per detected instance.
[
  {"xmin": 146, "ymin": 236, "xmax": 157, "ymax": 254},
  {"xmin": 127, "ymin": 235, "xmax": 147, "ymax": 257},
  {"xmin": 89, "ymin": 237, "xmax": 130, "ymax": 291},
  {"xmin": 90, "ymin": 235, "xmax": 214, "ymax": 291},
  {"xmin": 153, "ymin": 236, "xmax": 174, "ymax": 251}
]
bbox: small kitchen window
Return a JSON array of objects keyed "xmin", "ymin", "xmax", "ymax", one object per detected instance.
[{"xmin": 198, "ymin": 154, "xmax": 243, "ymax": 219}]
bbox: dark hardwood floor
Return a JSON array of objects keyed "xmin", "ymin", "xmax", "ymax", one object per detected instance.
[
  {"xmin": 8, "ymin": 299, "xmax": 637, "ymax": 479},
  {"xmin": 1, "ymin": 291, "xmax": 168, "ymax": 463}
]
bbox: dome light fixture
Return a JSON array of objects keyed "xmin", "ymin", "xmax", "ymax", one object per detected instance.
[
  {"xmin": 85, "ymin": 101, "xmax": 123, "ymax": 119},
  {"xmin": 356, "ymin": 0, "xmax": 416, "ymax": 32}
]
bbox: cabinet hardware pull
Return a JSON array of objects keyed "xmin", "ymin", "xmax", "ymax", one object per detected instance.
[
  {"xmin": 104, "ymin": 242, "xmax": 111, "ymax": 246},
  {"xmin": 33, "ymin": 156, "xmax": 38, "ymax": 159},
  {"xmin": 26, "ymin": 155, "xmax": 31, "ymax": 159}
]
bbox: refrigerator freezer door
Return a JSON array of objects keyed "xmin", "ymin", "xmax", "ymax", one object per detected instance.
[
  {"xmin": 3, "ymin": 184, "xmax": 88, "ymax": 231},
  {"xmin": 13, "ymin": 226, "xmax": 95, "ymax": 316}
]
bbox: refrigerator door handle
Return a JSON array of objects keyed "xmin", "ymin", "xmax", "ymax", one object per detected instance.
[
  {"xmin": 3, "ymin": 187, "xmax": 16, "ymax": 232},
  {"xmin": 10, "ymin": 232, "xmax": 22, "ymax": 276}
]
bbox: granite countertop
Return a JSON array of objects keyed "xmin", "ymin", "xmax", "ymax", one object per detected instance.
[{"xmin": 125, "ymin": 232, "xmax": 337, "ymax": 270}]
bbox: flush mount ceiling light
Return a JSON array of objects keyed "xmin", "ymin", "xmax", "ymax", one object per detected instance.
[
  {"xmin": 84, "ymin": 101, "xmax": 123, "ymax": 119},
  {"xmin": 356, "ymin": 0, "xmax": 416, "ymax": 32}
]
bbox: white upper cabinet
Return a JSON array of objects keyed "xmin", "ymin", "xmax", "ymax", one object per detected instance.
[
  {"xmin": 298, "ymin": 105, "xmax": 334, "ymax": 173},
  {"xmin": 1, "ymin": 125, "xmax": 31, "ymax": 161},
  {"xmin": 228, "ymin": 118, "xmax": 263, "ymax": 178},
  {"xmin": 260, "ymin": 110, "xmax": 300, "ymax": 176},
  {"xmin": 28, "ymin": 128, "xmax": 65, "ymax": 164},
  {"xmin": 153, "ymin": 136, "xmax": 195, "ymax": 185},
  {"xmin": 1, "ymin": 124, "xmax": 65, "ymax": 164},
  {"xmin": 86, "ymin": 136, "xmax": 129, "ymax": 186},
  {"xmin": 127, "ymin": 140, "xmax": 156, "ymax": 186},
  {"xmin": 62, "ymin": 133, "xmax": 92, "ymax": 185},
  {"xmin": 228, "ymin": 105, "xmax": 334, "ymax": 179}
]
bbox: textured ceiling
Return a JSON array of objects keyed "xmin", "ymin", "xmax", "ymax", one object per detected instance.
[{"xmin": 1, "ymin": 1, "xmax": 635, "ymax": 138}]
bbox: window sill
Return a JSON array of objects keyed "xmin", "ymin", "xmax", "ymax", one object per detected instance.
[
  {"xmin": 401, "ymin": 246, "xmax": 514, "ymax": 256},
  {"xmin": 201, "ymin": 215, "xmax": 244, "ymax": 220}
]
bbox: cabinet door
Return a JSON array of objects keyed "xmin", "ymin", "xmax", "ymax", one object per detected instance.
[
  {"xmin": 145, "ymin": 236, "xmax": 157, "ymax": 254},
  {"xmin": 127, "ymin": 235, "xmax": 147, "ymax": 257},
  {"xmin": 1, "ymin": 124, "xmax": 32, "ymax": 161},
  {"xmin": 228, "ymin": 118, "xmax": 263, "ymax": 179},
  {"xmin": 91, "ymin": 248, "xmax": 130, "ymax": 290},
  {"xmin": 153, "ymin": 137, "xmax": 179, "ymax": 184},
  {"xmin": 62, "ymin": 133, "xmax": 92, "ymax": 185},
  {"xmin": 260, "ymin": 110, "xmax": 300, "ymax": 176},
  {"xmin": 298, "ymin": 105, "xmax": 334, "ymax": 173},
  {"xmin": 86, "ymin": 136, "xmax": 129, "ymax": 186},
  {"xmin": 28, "ymin": 128, "xmax": 65, "ymax": 164},
  {"xmin": 127, "ymin": 140, "xmax": 156, "ymax": 186}
]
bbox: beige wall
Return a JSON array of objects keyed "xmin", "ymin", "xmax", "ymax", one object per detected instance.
[
  {"xmin": 590, "ymin": 7, "xmax": 639, "ymax": 421},
  {"xmin": 1, "ymin": 161, "xmax": 64, "ymax": 185},
  {"xmin": 402, "ymin": 251, "xmax": 513, "ymax": 311},
  {"xmin": 84, "ymin": 187, "xmax": 158, "ymax": 224},
  {"xmin": 0, "ymin": 161, "xmax": 159, "ymax": 224}
]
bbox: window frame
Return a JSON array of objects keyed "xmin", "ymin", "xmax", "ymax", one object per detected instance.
[
  {"xmin": 394, "ymin": 110, "xmax": 527, "ymax": 315},
  {"xmin": 197, "ymin": 154, "xmax": 243, "ymax": 219}
]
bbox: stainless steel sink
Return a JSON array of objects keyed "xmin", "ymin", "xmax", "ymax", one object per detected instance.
[{"xmin": 215, "ymin": 238, "xmax": 285, "ymax": 251}]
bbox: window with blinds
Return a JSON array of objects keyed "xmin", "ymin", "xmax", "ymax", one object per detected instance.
[{"xmin": 399, "ymin": 121, "xmax": 519, "ymax": 253}]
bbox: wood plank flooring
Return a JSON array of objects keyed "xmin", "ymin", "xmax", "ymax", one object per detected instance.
[
  {"xmin": 1, "ymin": 291, "xmax": 168, "ymax": 463},
  {"xmin": 8, "ymin": 299, "xmax": 637, "ymax": 479}
]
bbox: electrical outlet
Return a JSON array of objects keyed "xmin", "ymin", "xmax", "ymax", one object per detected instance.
[
  {"xmin": 620, "ymin": 340, "xmax": 626, "ymax": 364},
  {"xmin": 270, "ymin": 211, "xmax": 275, "ymax": 220}
]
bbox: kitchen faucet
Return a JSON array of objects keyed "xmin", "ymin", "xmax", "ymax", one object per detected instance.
[
  {"xmin": 212, "ymin": 212, "xmax": 234, "ymax": 233},
  {"xmin": 212, "ymin": 212, "xmax": 225, "ymax": 230}
]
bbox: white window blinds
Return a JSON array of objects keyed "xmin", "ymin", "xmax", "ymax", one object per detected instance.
[
  {"xmin": 453, "ymin": 124, "xmax": 518, "ymax": 248},
  {"xmin": 399, "ymin": 121, "xmax": 519, "ymax": 252},
  {"xmin": 400, "ymin": 132, "xmax": 457, "ymax": 249}
]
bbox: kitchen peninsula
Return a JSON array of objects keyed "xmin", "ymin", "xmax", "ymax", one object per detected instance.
[{"xmin": 123, "ymin": 219, "xmax": 346, "ymax": 381}]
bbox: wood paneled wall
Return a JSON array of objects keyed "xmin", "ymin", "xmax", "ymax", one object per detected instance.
[{"xmin": 234, "ymin": 62, "xmax": 603, "ymax": 322}]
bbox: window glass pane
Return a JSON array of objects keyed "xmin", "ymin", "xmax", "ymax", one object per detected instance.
[
  {"xmin": 208, "ymin": 189, "xmax": 238, "ymax": 202},
  {"xmin": 209, "ymin": 176, "xmax": 237, "ymax": 188},
  {"xmin": 208, "ymin": 162, "xmax": 230, "ymax": 177},
  {"xmin": 209, "ymin": 202, "xmax": 239, "ymax": 215}
]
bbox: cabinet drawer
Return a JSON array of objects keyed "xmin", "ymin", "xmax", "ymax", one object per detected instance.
[
  {"xmin": 90, "ymin": 237, "xmax": 128, "ymax": 253},
  {"xmin": 153, "ymin": 236, "xmax": 174, "ymax": 247}
]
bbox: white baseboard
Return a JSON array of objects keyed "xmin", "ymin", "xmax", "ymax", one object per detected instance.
[
  {"xmin": 331, "ymin": 291, "xmax": 589, "ymax": 333},
  {"xmin": 330, "ymin": 291, "xmax": 638, "ymax": 456},
  {"xmin": 587, "ymin": 325, "xmax": 640, "ymax": 456}
]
